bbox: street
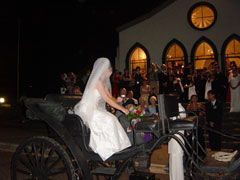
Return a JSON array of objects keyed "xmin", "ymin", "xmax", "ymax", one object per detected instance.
[{"xmin": 0, "ymin": 150, "xmax": 13, "ymax": 179}]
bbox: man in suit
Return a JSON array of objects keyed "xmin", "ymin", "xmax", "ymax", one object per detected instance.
[
  {"xmin": 158, "ymin": 64, "xmax": 169, "ymax": 94},
  {"xmin": 205, "ymin": 90, "xmax": 223, "ymax": 151},
  {"xmin": 212, "ymin": 64, "xmax": 228, "ymax": 102}
]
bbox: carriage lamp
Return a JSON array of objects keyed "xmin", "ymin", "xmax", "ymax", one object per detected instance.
[{"xmin": 0, "ymin": 97, "xmax": 5, "ymax": 103}]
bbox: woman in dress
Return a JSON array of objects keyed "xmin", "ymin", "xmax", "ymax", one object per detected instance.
[
  {"xmin": 116, "ymin": 88, "xmax": 128, "ymax": 106},
  {"xmin": 140, "ymin": 79, "xmax": 151, "ymax": 105},
  {"xmin": 112, "ymin": 69, "xmax": 121, "ymax": 98},
  {"xmin": 229, "ymin": 68, "xmax": 240, "ymax": 112},
  {"xmin": 148, "ymin": 96, "xmax": 158, "ymax": 116},
  {"xmin": 148, "ymin": 63, "xmax": 159, "ymax": 92},
  {"xmin": 121, "ymin": 68, "xmax": 131, "ymax": 91},
  {"xmin": 138, "ymin": 97, "xmax": 149, "ymax": 114},
  {"xmin": 186, "ymin": 95, "xmax": 206, "ymax": 157},
  {"xmin": 204, "ymin": 72, "xmax": 214, "ymax": 101},
  {"xmin": 74, "ymin": 58, "xmax": 131, "ymax": 161},
  {"xmin": 226, "ymin": 61, "xmax": 237, "ymax": 103},
  {"xmin": 186, "ymin": 95, "xmax": 205, "ymax": 116}
]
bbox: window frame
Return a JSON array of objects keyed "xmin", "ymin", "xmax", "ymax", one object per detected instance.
[
  {"xmin": 221, "ymin": 34, "xmax": 240, "ymax": 73},
  {"xmin": 187, "ymin": 2, "xmax": 217, "ymax": 31},
  {"xmin": 162, "ymin": 39, "xmax": 188, "ymax": 69},
  {"xmin": 191, "ymin": 36, "xmax": 218, "ymax": 70},
  {"xmin": 125, "ymin": 42, "xmax": 150, "ymax": 77}
]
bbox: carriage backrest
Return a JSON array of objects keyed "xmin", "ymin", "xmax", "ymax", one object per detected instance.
[
  {"xmin": 157, "ymin": 94, "xmax": 179, "ymax": 134},
  {"xmin": 62, "ymin": 114, "xmax": 91, "ymax": 151},
  {"xmin": 160, "ymin": 94, "xmax": 179, "ymax": 118},
  {"xmin": 23, "ymin": 97, "xmax": 66, "ymax": 122},
  {"xmin": 44, "ymin": 94, "xmax": 93, "ymax": 151},
  {"xmin": 44, "ymin": 94, "xmax": 82, "ymax": 111}
]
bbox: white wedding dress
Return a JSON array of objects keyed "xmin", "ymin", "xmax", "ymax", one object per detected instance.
[
  {"xmin": 74, "ymin": 58, "xmax": 131, "ymax": 161},
  {"xmin": 86, "ymin": 89, "xmax": 131, "ymax": 161},
  {"xmin": 229, "ymin": 74, "xmax": 240, "ymax": 112}
]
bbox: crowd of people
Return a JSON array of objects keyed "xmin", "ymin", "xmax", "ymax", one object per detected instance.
[
  {"xmin": 108, "ymin": 61, "xmax": 239, "ymax": 164},
  {"xmin": 59, "ymin": 72, "xmax": 82, "ymax": 95},
  {"xmin": 110, "ymin": 61, "xmax": 240, "ymax": 113},
  {"xmin": 108, "ymin": 61, "xmax": 240, "ymax": 156},
  {"xmin": 60, "ymin": 60, "xmax": 240, "ymax": 114}
]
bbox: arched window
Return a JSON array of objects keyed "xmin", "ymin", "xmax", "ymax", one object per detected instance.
[
  {"xmin": 166, "ymin": 43, "xmax": 185, "ymax": 69},
  {"xmin": 194, "ymin": 41, "xmax": 215, "ymax": 70},
  {"xmin": 129, "ymin": 47, "xmax": 148, "ymax": 77},
  {"xmin": 224, "ymin": 39, "xmax": 240, "ymax": 71},
  {"xmin": 162, "ymin": 39, "xmax": 188, "ymax": 74}
]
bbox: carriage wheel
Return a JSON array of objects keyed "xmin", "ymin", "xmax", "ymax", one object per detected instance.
[{"xmin": 11, "ymin": 136, "xmax": 76, "ymax": 180}]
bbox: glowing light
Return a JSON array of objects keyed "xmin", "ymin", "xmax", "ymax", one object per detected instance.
[
  {"xmin": 0, "ymin": 97, "xmax": 5, "ymax": 103},
  {"xmin": 140, "ymin": 52, "xmax": 146, "ymax": 59}
]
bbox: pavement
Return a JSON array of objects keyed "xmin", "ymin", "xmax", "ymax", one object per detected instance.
[{"xmin": 0, "ymin": 107, "xmax": 48, "ymax": 152}]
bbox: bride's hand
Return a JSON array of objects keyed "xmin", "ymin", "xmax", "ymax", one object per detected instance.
[{"xmin": 122, "ymin": 108, "xmax": 129, "ymax": 115}]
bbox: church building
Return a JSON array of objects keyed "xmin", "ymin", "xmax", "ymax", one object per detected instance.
[{"xmin": 116, "ymin": 0, "xmax": 240, "ymax": 77}]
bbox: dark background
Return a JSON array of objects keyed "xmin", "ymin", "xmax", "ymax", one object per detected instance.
[{"xmin": 0, "ymin": 0, "xmax": 164, "ymax": 103}]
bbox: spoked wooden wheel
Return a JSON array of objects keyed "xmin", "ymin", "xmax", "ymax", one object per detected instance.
[{"xmin": 11, "ymin": 136, "xmax": 76, "ymax": 180}]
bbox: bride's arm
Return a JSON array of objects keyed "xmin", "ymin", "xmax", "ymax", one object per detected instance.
[{"xmin": 96, "ymin": 80, "xmax": 129, "ymax": 114}]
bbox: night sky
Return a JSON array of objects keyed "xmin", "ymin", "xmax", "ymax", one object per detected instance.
[{"xmin": 0, "ymin": 0, "xmax": 163, "ymax": 101}]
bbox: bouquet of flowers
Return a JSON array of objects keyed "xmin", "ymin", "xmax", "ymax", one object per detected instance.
[
  {"xmin": 127, "ymin": 106, "xmax": 145, "ymax": 120},
  {"xmin": 126, "ymin": 105, "xmax": 151, "ymax": 132}
]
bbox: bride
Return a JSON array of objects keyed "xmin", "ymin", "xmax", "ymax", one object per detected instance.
[{"xmin": 74, "ymin": 58, "xmax": 131, "ymax": 161}]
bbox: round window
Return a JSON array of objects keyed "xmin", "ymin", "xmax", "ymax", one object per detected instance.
[{"xmin": 188, "ymin": 2, "xmax": 217, "ymax": 30}]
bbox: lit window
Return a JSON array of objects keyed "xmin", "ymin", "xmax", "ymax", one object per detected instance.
[
  {"xmin": 188, "ymin": 2, "xmax": 216, "ymax": 30},
  {"xmin": 194, "ymin": 42, "xmax": 215, "ymax": 70},
  {"xmin": 166, "ymin": 43, "xmax": 185, "ymax": 69},
  {"xmin": 225, "ymin": 39, "xmax": 240, "ymax": 70},
  {"xmin": 129, "ymin": 47, "xmax": 147, "ymax": 77}
]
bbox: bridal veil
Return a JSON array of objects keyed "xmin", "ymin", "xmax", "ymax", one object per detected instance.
[{"xmin": 74, "ymin": 58, "xmax": 111, "ymax": 126}]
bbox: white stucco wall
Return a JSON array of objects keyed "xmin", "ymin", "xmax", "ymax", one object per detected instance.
[{"xmin": 117, "ymin": 0, "xmax": 240, "ymax": 72}]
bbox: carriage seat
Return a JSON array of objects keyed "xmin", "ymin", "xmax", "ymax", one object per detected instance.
[
  {"xmin": 134, "ymin": 110, "xmax": 197, "ymax": 135},
  {"xmin": 134, "ymin": 118, "xmax": 195, "ymax": 132},
  {"xmin": 157, "ymin": 94, "xmax": 197, "ymax": 133},
  {"xmin": 23, "ymin": 95, "xmax": 91, "ymax": 151},
  {"xmin": 169, "ymin": 119, "xmax": 195, "ymax": 130},
  {"xmin": 134, "ymin": 120, "xmax": 158, "ymax": 132},
  {"xmin": 133, "ymin": 94, "xmax": 197, "ymax": 140},
  {"xmin": 62, "ymin": 114, "xmax": 92, "ymax": 152},
  {"xmin": 43, "ymin": 94, "xmax": 92, "ymax": 151}
]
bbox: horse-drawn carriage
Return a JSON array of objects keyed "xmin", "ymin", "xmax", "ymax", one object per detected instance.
[{"xmin": 11, "ymin": 94, "xmax": 240, "ymax": 180}]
